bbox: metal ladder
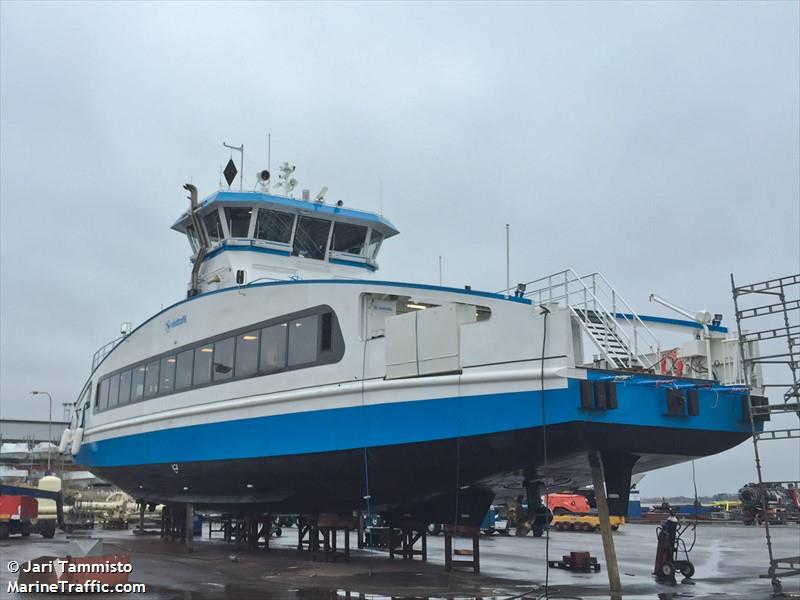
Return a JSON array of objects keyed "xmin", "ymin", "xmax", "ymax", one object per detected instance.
[
  {"xmin": 731, "ymin": 273, "xmax": 800, "ymax": 595},
  {"xmin": 521, "ymin": 269, "xmax": 661, "ymax": 370}
]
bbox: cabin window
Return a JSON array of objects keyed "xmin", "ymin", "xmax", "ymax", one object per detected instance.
[
  {"xmin": 367, "ymin": 230, "xmax": 384, "ymax": 260},
  {"xmin": 255, "ymin": 209, "xmax": 294, "ymax": 243},
  {"xmin": 94, "ymin": 306, "xmax": 343, "ymax": 411},
  {"xmin": 144, "ymin": 360, "xmax": 160, "ymax": 397},
  {"xmin": 293, "ymin": 216, "xmax": 330, "ymax": 260},
  {"xmin": 193, "ymin": 345, "xmax": 213, "ymax": 385},
  {"xmin": 225, "ymin": 207, "xmax": 252, "ymax": 238},
  {"xmin": 132, "ymin": 366, "xmax": 146, "ymax": 401},
  {"xmin": 160, "ymin": 356, "xmax": 176, "ymax": 394},
  {"xmin": 321, "ymin": 312, "xmax": 333, "ymax": 352},
  {"xmin": 203, "ymin": 210, "xmax": 224, "ymax": 243},
  {"xmin": 213, "ymin": 337, "xmax": 235, "ymax": 381},
  {"xmin": 98, "ymin": 378, "xmax": 110, "ymax": 410},
  {"xmin": 235, "ymin": 331, "xmax": 260, "ymax": 377},
  {"xmin": 288, "ymin": 315, "xmax": 319, "ymax": 366},
  {"xmin": 108, "ymin": 373, "xmax": 120, "ymax": 408},
  {"xmin": 260, "ymin": 323, "xmax": 287, "ymax": 372},
  {"xmin": 118, "ymin": 370, "xmax": 132, "ymax": 405},
  {"xmin": 186, "ymin": 224, "xmax": 199, "ymax": 253},
  {"xmin": 175, "ymin": 349, "xmax": 194, "ymax": 391},
  {"xmin": 330, "ymin": 222, "xmax": 367, "ymax": 255}
]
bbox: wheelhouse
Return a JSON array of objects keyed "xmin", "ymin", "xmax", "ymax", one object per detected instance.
[{"xmin": 172, "ymin": 191, "xmax": 398, "ymax": 275}]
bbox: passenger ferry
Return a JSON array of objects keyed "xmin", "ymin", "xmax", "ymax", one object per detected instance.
[{"xmin": 63, "ymin": 161, "xmax": 762, "ymax": 525}]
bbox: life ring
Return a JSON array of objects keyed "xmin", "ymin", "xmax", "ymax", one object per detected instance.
[{"xmin": 660, "ymin": 350, "xmax": 685, "ymax": 377}]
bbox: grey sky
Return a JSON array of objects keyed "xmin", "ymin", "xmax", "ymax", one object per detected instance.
[{"xmin": 1, "ymin": 1, "xmax": 798, "ymax": 497}]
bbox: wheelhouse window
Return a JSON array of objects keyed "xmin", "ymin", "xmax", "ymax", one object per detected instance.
[
  {"xmin": 255, "ymin": 209, "xmax": 294, "ymax": 243},
  {"xmin": 213, "ymin": 337, "xmax": 234, "ymax": 381},
  {"xmin": 225, "ymin": 207, "xmax": 252, "ymax": 238},
  {"xmin": 292, "ymin": 216, "xmax": 331, "ymax": 260},
  {"xmin": 330, "ymin": 222, "xmax": 367, "ymax": 255},
  {"xmin": 186, "ymin": 224, "xmax": 200, "ymax": 253},
  {"xmin": 368, "ymin": 230, "xmax": 384, "ymax": 260},
  {"xmin": 288, "ymin": 315, "xmax": 319, "ymax": 366},
  {"xmin": 203, "ymin": 210, "xmax": 224, "ymax": 243}
]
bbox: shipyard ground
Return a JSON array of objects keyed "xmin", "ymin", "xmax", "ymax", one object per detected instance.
[{"xmin": 2, "ymin": 523, "xmax": 798, "ymax": 599}]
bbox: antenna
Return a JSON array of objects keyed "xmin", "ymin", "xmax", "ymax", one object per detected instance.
[
  {"xmin": 379, "ymin": 181, "xmax": 383, "ymax": 216},
  {"xmin": 438, "ymin": 255, "xmax": 443, "ymax": 286},
  {"xmin": 267, "ymin": 132, "xmax": 271, "ymax": 186},
  {"xmin": 505, "ymin": 224, "xmax": 510, "ymax": 298}
]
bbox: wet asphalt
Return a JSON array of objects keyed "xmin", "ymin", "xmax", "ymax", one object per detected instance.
[{"xmin": 1, "ymin": 522, "xmax": 798, "ymax": 599}]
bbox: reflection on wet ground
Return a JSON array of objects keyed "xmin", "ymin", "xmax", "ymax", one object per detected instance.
[{"xmin": 1, "ymin": 523, "xmax": 797, "ymax": 599}]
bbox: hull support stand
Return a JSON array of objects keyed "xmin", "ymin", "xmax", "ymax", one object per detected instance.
[
  {"xmin": 444, "ymin": 525, "xmax": 480, "ymax": 574},
  {"xmin": 590, "ymin": 452, "xmax": 622, "ymax": 597},
  {"xmin": 185, "ymin": 503, "xmax": 194, "ymax": 553}
]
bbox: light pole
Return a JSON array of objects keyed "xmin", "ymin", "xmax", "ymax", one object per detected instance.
[{"xmin": 30, "ymin": 390, "xmax": 52, "ymax": 471}]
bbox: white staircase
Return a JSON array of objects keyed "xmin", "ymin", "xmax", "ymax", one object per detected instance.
[{"xmin": 512, "ymin": 269, "xmax": 661, "ymax": 370}]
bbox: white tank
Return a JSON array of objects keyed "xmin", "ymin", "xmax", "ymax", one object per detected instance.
[{"xmin": 37, "ymin": 475, "xmax": 61, "ymax": 520}]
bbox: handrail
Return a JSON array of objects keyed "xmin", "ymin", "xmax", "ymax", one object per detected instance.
[
  {"xmin": 91, "ymin": 335, "xmax": 125, "ymax": 371},
  {"xmin": 516, "ymin": 268, "xmax": 662, "ymax": 368}
]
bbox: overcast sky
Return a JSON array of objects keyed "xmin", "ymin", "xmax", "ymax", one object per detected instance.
[{"xmin": 1, "ymin": 1, "xmax": 798, "ymax": 497}]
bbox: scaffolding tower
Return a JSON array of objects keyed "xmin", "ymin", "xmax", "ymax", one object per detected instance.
[{"xmin": 731, "ymin": 273, "xmax": 800, "ymax": 595}]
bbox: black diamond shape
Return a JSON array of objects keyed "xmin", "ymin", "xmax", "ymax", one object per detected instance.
[{"xmin": 223, "ymin": 159, "xmax": 238, "ymax": 186}]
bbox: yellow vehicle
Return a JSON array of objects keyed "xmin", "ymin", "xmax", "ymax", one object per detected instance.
[{"xmin": 551, "ymin": 514, "xmax": 625, "ymax": 532}]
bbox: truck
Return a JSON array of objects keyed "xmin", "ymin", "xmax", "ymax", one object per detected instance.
[{"xmin": 0, "ymin": 494, "xmax": 56, "ymax": 539}]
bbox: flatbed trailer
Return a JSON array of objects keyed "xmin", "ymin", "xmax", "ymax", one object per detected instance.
[{"xmin": 551, "ymin": 514, "xmax": 625, "ymax": 532}]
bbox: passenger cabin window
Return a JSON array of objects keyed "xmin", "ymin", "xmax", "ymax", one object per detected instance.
[
  {"xmin": 203, "ymin": 210, "xmax": 224, "ymax": 243},
  {"xmin": 368, "ymin": 230, "xmax": 384, "ymax": 260},
  {"xmin": 260, "ymin": 323, "xmax": 287, "ymax": 373},
  {"xmin": 118, "ymin": 370, "xmax": 132, "ymax": 405},
  {"xmin": 255, "ymin": 209, "xmax": 294, "ymax": 243},
  {"xmin": 95, "ymin": 307, "xmax": 343, "ymax": 412},
  {"xmin": 108, "ymin": 373, "xmax": 120, "ymax": 408},
  {"xmin": 97, "ymin": 378, "xmax": 110, "ymax": 410},
  {"xmin": 213, "ymin": 337, "xmax": 234, "ymax": 381},
  {"xmin": 175, "ymin": 349, "xmax": 194, "ymax": 391},
  {"xmin": 225, "ymin": 207, "xmax": 252, "ymax": 238},
  {"xmin": 293, "ymin": 216, "xmax": 330, "ymax": 260},
  {"xmin": 288, "ymin": 315, "xmax": 319, "ymax": 366},
  {"xmin": 194, "ymin": 345, "xmax": 213, "ymax": 385},
  {"xmin": 144, "ymin": 360, "xmax": 160, "ymax": 397},
  {"xmin": 235, "ymin": 331, "xmax": 259, "ymax": 377},
  {"xmin": 132, "ymin": 366, "xmax": 145, "ymax": 401},
  {"xmin": 330, "ymin": 223, "xmax": 367, "ymax": 255},
  {"xmin": 160, "ymin": 356, "xmax": 176, "ymax": 394}
]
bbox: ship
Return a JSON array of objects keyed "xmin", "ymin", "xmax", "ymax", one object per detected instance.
[{"xmin": 62, "ymin": 160, "xmax": 762, "ymax": 527}]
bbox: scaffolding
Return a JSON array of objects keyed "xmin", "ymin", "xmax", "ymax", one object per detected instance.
[{"xmin": 731, "ymin": 273, "xmax": 800, "ymax": 595}]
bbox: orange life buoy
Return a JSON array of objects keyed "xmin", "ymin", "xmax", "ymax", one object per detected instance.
[{"xmin": 660, "ymin": 350, "xmax": 685, "ymax": 377}]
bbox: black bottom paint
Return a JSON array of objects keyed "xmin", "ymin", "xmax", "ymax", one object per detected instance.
[{"xmin": 89, "ymin": 423, "xmax": 748, "ymax": 526}]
